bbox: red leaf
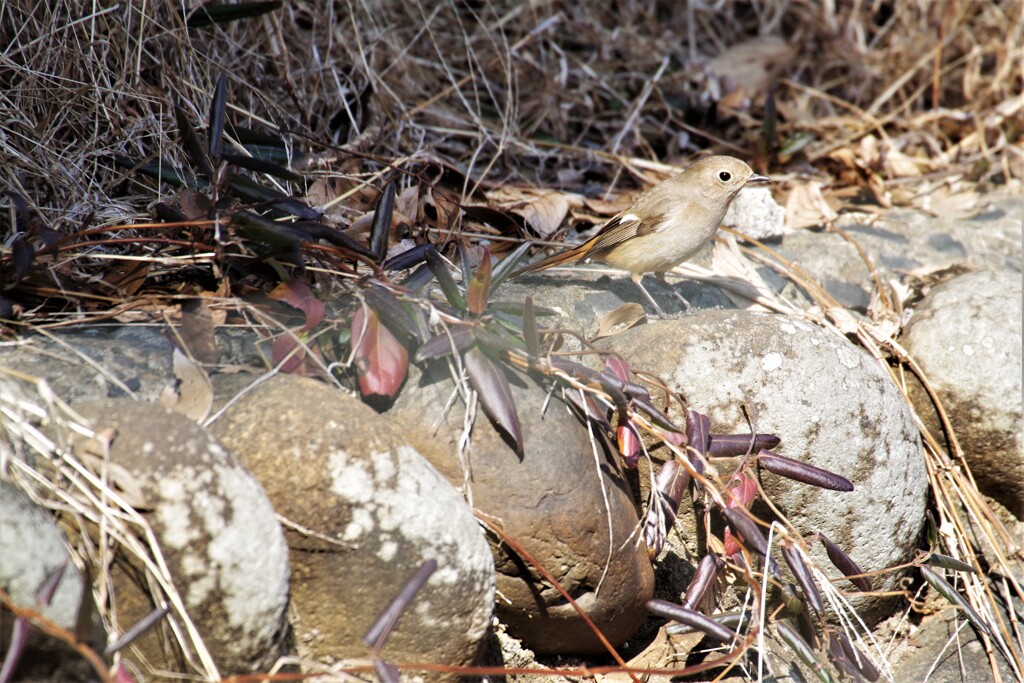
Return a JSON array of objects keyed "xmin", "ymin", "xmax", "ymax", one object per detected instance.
[
  {"xmin": 726, "ymin": 472, "xmax": 758, "ymax": 509},
  {"xmin": 603, "ymin": 354, "xmax": 631, "ymax": 382},
  {"xmin": 616, "ymin": 419, "xmax": 641, "ymax": 468},
  {"xmin": 351, "ymin": 306, "xmax": 408, "ymax": 400},
  {"xmin": 269, "ymin": 280, "xmax": 325, "ymax": 331}
]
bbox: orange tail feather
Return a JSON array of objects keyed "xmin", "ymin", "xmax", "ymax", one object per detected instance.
[{"xmin": 511, "ymin": 241, "xmax": 593, "ymax": 278}]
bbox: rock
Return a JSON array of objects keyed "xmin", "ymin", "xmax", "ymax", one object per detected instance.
[
  {"xmin": 771, "ymin": 185, "xmax": 1023, "ymax": 312},
  {"xmin": 725, "ymin": 184, "xmax": 786, "ymax": 240},
  {"xmin": 901, "ymin": 270, "xmax": 1024, "ymax": 518},
  {"xmin": 599, "ymin": 310, "xmax": 927, "ymax": 625},
  {"xmin": 0, "ymin": 480, "xmax": 102, "ymax": 682},
  {"xmin": 0, "ymin": 326, "xmax": 176, "ymax": 403},
  {"xmin": 70, "ymin": 399, "xmax": 291, "ymax": 676},
  {"xmin": 388, "ymin": 362, "xmax": 655, "ymax": 655},
  {"xmin": 207, "ymin": 374, "xmax": 495, "ymax": 670}
]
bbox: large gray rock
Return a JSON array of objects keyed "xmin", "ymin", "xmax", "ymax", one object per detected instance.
[
  {"xmin": 599, "ymin": 310, "xmax": 928, "ymax": 625},
  {"xmin": 0, "ymin": 480, "xmax": 101, "ymax": 681},
  {"xmin": 901, "ymin": 269, "xmax": 1023, "ymax": 518},
  {"xmin": 71, "ymin": 399, "xmax": 291, "ymax": 676},
  {"xmin": 208, "ymin": 374, "xmax": 495, "ymax": 670},
  {"xmin": 388, "ymin": 362, "xmax": 655, "ymax": 656}
]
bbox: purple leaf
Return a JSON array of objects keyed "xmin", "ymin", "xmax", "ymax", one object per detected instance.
[
  {"xmin": 464, "ymin": 346, "xmax": 522, "ymax": 454},
  {"xmin": 364, "ymin": 559, "xmax": 438, "ymax": 652},
  {"xmin": 757, "ymin": 450, "xmax": 853, "ymax": 491},
  {"xmin": 818, "ymin": 533, "xmax": 872, "ymax": 591},
  {"xmin": 352, "ymin": 306, "xmax": 409, "ymax": 401},
  {"xmin": 781, "ymin": 541, "xmax": 825, "ymax": 614},
  {"xmin": 682, "ymin": 553, "xmax": 723, "ymax": 610},
  {"xmin": 647, "ymin": 599, "xmax": 738, "ymax": 643},
  {"xmin": 707, "ymin": 432, "xmax": 781, "ymax": 457}
]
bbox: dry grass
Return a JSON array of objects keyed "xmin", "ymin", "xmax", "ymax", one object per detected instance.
[{"xmin": 1, "ymin": 0, "xmax": 1022, "ymax": 680}]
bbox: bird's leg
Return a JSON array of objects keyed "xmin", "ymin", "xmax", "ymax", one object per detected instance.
[
  {"xmin": 631, "ymin": 274, "xmax": 668, "ymax": 318},
  {"xmin": 654, "ymin": 271, "xmax": 692, "ymax": 313}
]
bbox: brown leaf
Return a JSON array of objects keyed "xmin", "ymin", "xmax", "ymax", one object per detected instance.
[
  {"xmin": 351, "ymin": 306, "xmax": 408, "ymax": 401},
  {"xmin": 514, "ymin": 190, "xmax": 570, "ymax": 238},
  {"xmin": 785, "ymin": 181, "xmax": 839, "ymax": 229},
  {"xmin": 593, "ymin": 303, "xmax": 646, "ymax": 340},
  {"xmin": 465, "ymin": 248, "xmax": 492, "ymax": 316},
  {"xmin": 165, "ymin": 347, "xmax": 213, "ymax": 422},
  {"xmin": 178, "ymin": 298, "xmax": 218, "ymax": 366}
]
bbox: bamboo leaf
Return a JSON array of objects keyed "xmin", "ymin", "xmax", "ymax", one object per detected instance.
[
  {"xmin": 818, "ymin": 533, "xmax": 872, "ymax": 592},
  {"xmin": 370, "ymin": 182, "xmax": 396, "ymax": 263},
  {"xmin": 423, "ymin": 247, "xmax": 466, "ymax": 312},
  {"xmin": 646, "ymin": 599, "xmax": 738, "ymax": 643},
  {"xmin": 208, "ymin": 73, "xmax": 227, "ymax": 162},
  {"xmin": 186, "ymin": 1, "xmax": 282, "ymax": 29},
  {"xmin": 758, "ymin": 450, "xmax": 853, "ymax": 491},
  {"xmin": 174, "ymin": 101, "xmax": 215, "ymax": 177},
  {"xmin": 776, "ymin": 620, "xmax": 833, "ymax": 683},
  {"xmin": 920, "ymin": 566, "xmax": 990, "ymax": 635},
  {"xmin": 489, "ymin": 241, "xmax": 533, "ymax": 294},
  {"xmin": 464, "ymin": 346, "xmax": 522, "ymax": 454},
  {"xmin": 781, "ymin": 541, "xmax": 825, "ymax": 615}
]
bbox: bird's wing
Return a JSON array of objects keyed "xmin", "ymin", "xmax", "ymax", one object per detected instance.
[{"xmin": 584, "ymin": 212, "xmax": 646, "ymax": 257}]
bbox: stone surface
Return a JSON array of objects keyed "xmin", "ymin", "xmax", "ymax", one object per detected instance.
[
  {"xmin": 0, "ymin": 480, "xmax": 101, "ymax": 682},
  {"xmin": 71, "ymin": 399, "xmax": 291, "ymax": 676},
  {"xmin": 599, "ymin": 310, "xmax": 928, "ymax": 625},
  {"xmin": 901, "ymin": 269, "xmax": 1024, "ymax": 519},
  {"xmin": 208, "ymin": 373, "xmax": 495, "ymax": 670},
  {"xmin": 388, "ymin": 361, "xmax": 655, "ymax": 655},
  {"xmin": 0, "ymin": 326, "xmax": 176, "ymax": 403},
  {"xmin": 725, "ymin": 183, "xmax": 786, "ymax": 240}
]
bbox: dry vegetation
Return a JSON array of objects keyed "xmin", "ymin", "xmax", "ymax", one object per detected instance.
[{"xmin": 0, "ymin": 0, "xmax": 1022, "ymax": 681}]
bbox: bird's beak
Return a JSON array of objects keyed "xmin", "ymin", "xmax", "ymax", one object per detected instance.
[{"xmin": 749, "ymin": 174, "xmax": 771, "ymax": 183}]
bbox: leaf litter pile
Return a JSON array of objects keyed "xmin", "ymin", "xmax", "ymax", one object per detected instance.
[{"xmin": 1, "ymin": 1, "xmax": 1022, "ymax": 681}]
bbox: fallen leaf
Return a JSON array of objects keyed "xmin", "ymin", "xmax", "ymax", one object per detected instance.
[
  {"xmin": 269, "ymin": 280, "xmax": 325, "ymax": 331},
  {"xmin": 515, "ymin": 190, "xmax": 571, "ymax": 238},
  {"xmin": 167, "ymin": 347, "xmax": 213, "ymax": 422},
  {"xmin": 593, "ymin": 303, "xmax": 646, "ymax": 339},
  {"xmin": 784, "ymin": 181, "xmax": 839, "ymax": 229}
]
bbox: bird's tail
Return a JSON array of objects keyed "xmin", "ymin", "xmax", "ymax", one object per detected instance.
[{"xmin": 510, "ymin": 242, "xmax": 591, "ymax": 278}]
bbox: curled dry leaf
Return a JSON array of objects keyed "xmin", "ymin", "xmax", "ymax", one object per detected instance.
[
  {"xmin": 268, "ymin": 280, "xmax": 325, "ymax": 331},
  {"xmin": 593, "ymin": 302, "xmax": 647, "ymax": 340},
  {"xmin": 785, "ymin": 181, "xmax": 839, "ymax": 230}
]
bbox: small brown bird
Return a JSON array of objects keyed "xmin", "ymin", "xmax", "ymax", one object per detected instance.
[{"xmin": 512, "ymin": 155, "xmax": 769, "ymax": 313}]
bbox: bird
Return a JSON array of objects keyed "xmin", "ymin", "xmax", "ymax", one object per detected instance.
[{"xmin": 511, "ymin": 155, "xmax": 770, "ymax": 314}]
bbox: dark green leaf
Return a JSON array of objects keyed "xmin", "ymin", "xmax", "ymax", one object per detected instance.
[
  {"xmin": 113, "ymin": 154, "xmax": 198, "ymax": 188},
  {"xmin": 370, "ymin": 182, "xmax": 396, "ymax": 263},
  {"xmin": 224, "ymin": 174, "xmax": 320, "ymax": 220},
  {"xmin": 154, "ymin": 202, "xmax": 187, "ymax": 223},
  {"xmin": 294, "ymin": 221, "xmax": 374, "ymax": 258},
  {"xmin": 186, "ymin": 1, "xmax": 282, "ymax": 29},
  {"xmin": 364, "ymin": 284, "xmax": 429, "ymax": 346},
  {"xmin": 925, "ymin": 553, "xmax": 977, "ymax": 574},
  {"xmin": 230, "ymin": 211, "xmax": 311, "ymax": 248},
  {"xmin": 423, "ymin": 247, "xmax": 466, "ymax": 312},
  {"xmin": 464, "ymin": 346, "xmax": 522, "ymax": 454},
  {"xmin": 222, "ymin": 152, "xmax": 302, "ymax": 181},
  {"xmin": 174, "ymin": 101, "xmax": 214, "ymax": 177},
  {"xmin": 208, "ymin": 73, "xmax": 227, "ymax": 162},
  {"xmin": 489, "ymin": 241, "xmax": 533, "ymax": 295},
  {"xmin": 776, "ymin": 620, "xmax": 833, "ymax": 683},
  {"xmin": 920, "ymin": 566, "xmax": 990, "ymax": 635}
]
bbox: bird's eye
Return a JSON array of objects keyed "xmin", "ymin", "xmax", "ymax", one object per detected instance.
[{"xmin": 718, "ymin": 171, "xmax": 732, "ymax": 182}]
